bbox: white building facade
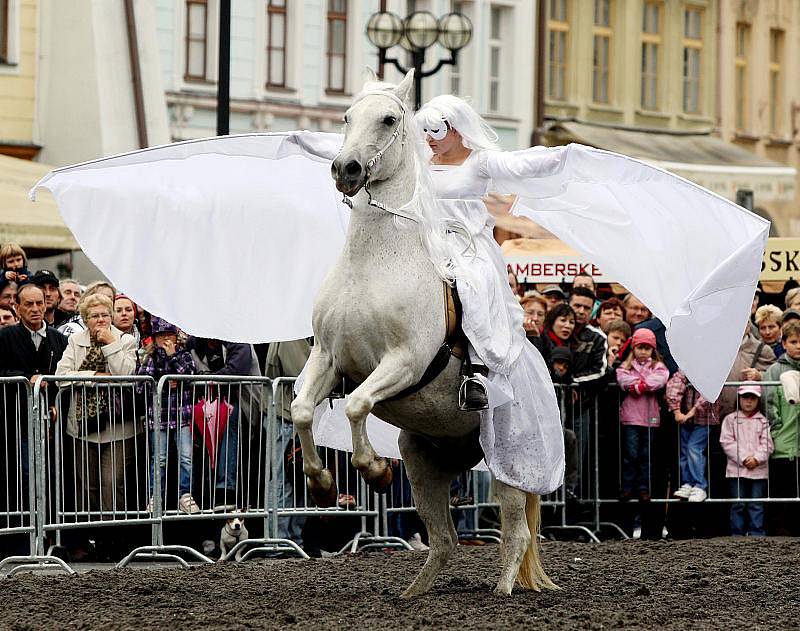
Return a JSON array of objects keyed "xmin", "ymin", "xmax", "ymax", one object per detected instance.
[{"xmin": 156, "ymin": 0, "xmax": 536, "ymax": 150}]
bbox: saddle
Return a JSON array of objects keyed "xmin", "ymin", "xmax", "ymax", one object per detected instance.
[{"xmin": 330, "ymin": 282, "xmax": 465, "ymax": 403}]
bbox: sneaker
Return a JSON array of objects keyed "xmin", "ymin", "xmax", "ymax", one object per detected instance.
[
  {"xmin": 407, "ymin": 533, "xmax": 429, "ymax": 552},
  {"xmin": 146, "ymin": 497, "xmax": 154, "ymax": 513},
  {"xmin": 179, "ymin": 493, "xmax": 201, "ymax": 514},
  {"xmin": 661, "ymin": 526, "xmax": 670, "ymax": 539},
  {"xmin": 632, "ymin": 526, "xmax": 642, "ymax": 540},
  {"xmin": 673, "ymin": 484, "xmax": 693, "ymax": 499},
  {"xmin": 688, "ymin": 487, "xmax": 707, "ymax": 503}
]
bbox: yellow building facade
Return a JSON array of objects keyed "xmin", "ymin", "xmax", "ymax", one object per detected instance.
[
  {"xmin": 541, "ymin": 0, "xmax": 796, "ymax": 234},
  {"xmin": 0, "ymin": 0, "xmax": 40, "ymax": 159},
  {"xmin": 717, "ymin": 0, "xmax": 800, "ymax": 236}
]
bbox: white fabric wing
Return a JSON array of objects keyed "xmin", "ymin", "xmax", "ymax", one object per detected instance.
[
  {"xmin": 483, "ymin": 144, "xmax": 769, "ymax": 401},
  {"xmin": 31, "ymin": 132, "xmax": 347, "ymax": 343}
]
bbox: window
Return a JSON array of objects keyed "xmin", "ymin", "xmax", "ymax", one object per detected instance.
[
  {"xmin": 682, "ymin": 6, "xmax": 702, "ymax": 114},
  {"xmin": 326, "ymin": 0, "xmax": 347, "ymax": 93},
  {"xmin": 735, "ymin": 23, "xmax": 749, "ymax": 131},
  {"xmin": 488, "ymin": 6, "xmax": 506, "ymax": 112},
  {"xmin": 592, "ymin": 0, "xmax": 612, "ymax": 104},
  {"xmin": 185, "ymin": 0, "xmax": 208, "ymax": 81},
  {"xmin": 0, "ymin": 0, "xmax": 8, "ymax": 64},
  {"xmin": 640, "ymin": 2, "xmax": 661, "ymax": 110},
  {"xmin": 547, "ymin": 0, "xmax": 568, "ymax": 101},
  {"xmin": 266, "ymin": 0, "xmax": 287, "ymax": 88},
  {"xmin": 769, "ymin": 29, "xmax": 783, "ymax": 135}
]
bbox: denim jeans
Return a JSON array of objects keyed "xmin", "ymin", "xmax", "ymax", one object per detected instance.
[
  {"xmin": 729, "ymin": 478, "xmax": 767, "ymax": 536},
  {"xmin": 149, "ymin": 426, "xmax": 193, "ymax": 498},
  {"xmin": 622, "ymin": 425, "xmax": 655, "ymax": 493},
  {"xmin": 215, "ymin": 406, "xmax": 238, "ymax": 492},
  {"xmin": 266, "ymin": 417, "xmax": 304, "ymax": 544},
  {"xmin": 679, "ymin": 423, "xmax": 709, "ymax": 490}
]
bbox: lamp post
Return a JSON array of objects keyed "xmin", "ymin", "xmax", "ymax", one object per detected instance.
[{"xmin": 366, "ymin": 10, "xmax": 473, "ymax": 111}]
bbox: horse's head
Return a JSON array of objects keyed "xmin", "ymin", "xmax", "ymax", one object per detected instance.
[{"xmin": 332, "ymin": 69, "xmax": 415, "ymax": 197}]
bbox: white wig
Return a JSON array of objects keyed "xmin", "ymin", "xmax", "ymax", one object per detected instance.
[{"xmin": 414, "ymin": 95, "xmax": 500, "ymax": 154}]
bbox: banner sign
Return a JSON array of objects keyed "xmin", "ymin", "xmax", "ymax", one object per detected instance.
[
  {"xmin": 761, "ymin": 238, "xmax": 800, "ymax": 281},
  {"xmin": 506, "ymin": 257, "xmax": 605, "ymax": 283}
]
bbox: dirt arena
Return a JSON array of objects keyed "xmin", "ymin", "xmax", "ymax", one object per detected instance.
[{"xmin": 3, "ymin": 538, "xmax": 798, "ymax": 629}]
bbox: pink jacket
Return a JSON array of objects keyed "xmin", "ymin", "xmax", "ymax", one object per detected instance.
[
  {"xmin": 616, "ymin": 359, "xmax": 669, "ymax": 427},
  {"xmin": 719, "ymin": 410, "xmax": 774, "ymax": 480}
]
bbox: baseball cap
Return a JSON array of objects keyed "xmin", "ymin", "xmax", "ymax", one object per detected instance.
[
  {"xmin": 737, "ymin": 383, "xmax": 762, "ymax": 398},
  {"xmin": 542, "ymin": 285, "xmax": 567, "ymax": 299}
]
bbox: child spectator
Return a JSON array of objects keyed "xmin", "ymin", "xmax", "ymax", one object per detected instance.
[
  {"xmin": 719, "ymin": 383, "xmax": 774, "ymax": 536},
  {"xmin": 137, "ymin": 316, "xmax": 199, "ymax": 514},
  {"xmin": 605, "ymin": 319, "xmax": 631, "ymax": 369},
  {"xmin": 665, "ymin": 370, "xmax": 720, "ymax": 503},
  {"xmin": 763, "ymin": 319, "xmax": 800, "ymax": 535},
  {"xmin": 615, "ymin": 328, "xmax": 669, "ymax": 502},
  {"xmin": 0, "ymin": 243, "xmax": 30, "ymax": 285},
  {"xmin": 754, "ymin": 304, "xmax": 784, "ymax": 359}
]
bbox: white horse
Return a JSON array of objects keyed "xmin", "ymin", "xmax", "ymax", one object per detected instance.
[{"xmin": 290, "ymin": 71, "xmax": 556, "ymax": 597}]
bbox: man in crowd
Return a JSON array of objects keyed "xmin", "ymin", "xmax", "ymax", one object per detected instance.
[
  {"xmin": 187, "ymin": 337, "xmax": 261, "ymax": 511},
  {"xmin": 265, "ymin": 338, "xmax": 311, "ymax": 547},
  {"xmin": 572, "ymin": 272, "xmax": 601, "ymax": 319},
  {"xmin": 30, "ymin": 270, "xmax": 62, "ymax": 327},
  {"xmin": 56, "ymin": 279, "xmax": 82, "ymax": 327},
  {"xmin": 0, "ymin": 306, "xmax": 17, "ymax": 328},
  {"xmin": 542, "ymin": 285, "xmax": 567, "ymax": 311},
  {"xmin": 0, "ymin": 284, "xmax": 68, "ymax": 554},
  {"xmin": 566, "ymin": 286, "xmax": 608, "ymax": 495}
]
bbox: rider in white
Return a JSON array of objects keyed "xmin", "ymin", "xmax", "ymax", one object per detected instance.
[{"xmin": 413, "ymin": 95, "xmax": 565, "ymax": 494}]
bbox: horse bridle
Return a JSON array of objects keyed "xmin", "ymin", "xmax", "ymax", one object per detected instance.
[{"xmin": 338, "ymin": 91, "xmax": 419, "ymax": 223}]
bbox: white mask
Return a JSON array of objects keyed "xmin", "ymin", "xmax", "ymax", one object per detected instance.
[{"xmin": 423, "ymin": 123, "xmax": 448, "ymax": 141}]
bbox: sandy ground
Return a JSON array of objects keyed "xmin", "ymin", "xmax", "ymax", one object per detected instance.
[{"xmin": 3, "ymin": 538, "xmax": 799, "ymax": 630}]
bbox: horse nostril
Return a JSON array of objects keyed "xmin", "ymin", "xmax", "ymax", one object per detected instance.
[{"xmin": 345, "ymin": 160, "xmax": 362, "ymax": 177}]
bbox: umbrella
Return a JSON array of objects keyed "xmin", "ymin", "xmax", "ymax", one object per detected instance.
[{"xmin": 193, "ymin": 397, "xmax": 233, "ymax": 471}]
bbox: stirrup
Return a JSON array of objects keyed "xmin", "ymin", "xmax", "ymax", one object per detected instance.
[{"xmin": 458, "ymin": 376, "xmax": 489, "ymax": 411}]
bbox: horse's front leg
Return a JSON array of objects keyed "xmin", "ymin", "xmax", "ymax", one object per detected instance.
[
  {"xmin": 346, "ymin": 352, "xmax": 417, "ymax": 490},
  {"xmin": 290, "ymin": 346, "xmax": 341, "ymax": 507}
]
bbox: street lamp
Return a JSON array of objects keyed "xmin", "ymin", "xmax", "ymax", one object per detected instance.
[{"xmin": 366, "ymin": 10, "xmax": 473, "ymax": 111}]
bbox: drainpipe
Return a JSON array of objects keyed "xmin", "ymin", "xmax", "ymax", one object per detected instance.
[
  {"xmin": 124, "ymin": 0, "xmax": 148, "ymax": 148},
  {"xmin": 531, "ymin": 0, "xmax": 546, "ymax": 147}
]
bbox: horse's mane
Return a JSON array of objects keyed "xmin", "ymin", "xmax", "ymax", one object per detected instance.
[{"xmin": 357, "ymin": 81, "xmax": 476, "ymax": 285}]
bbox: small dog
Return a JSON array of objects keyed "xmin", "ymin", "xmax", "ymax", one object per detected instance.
[{"xmin": 219, "ymin": 517, "xmax": 249, "ymax": 561}]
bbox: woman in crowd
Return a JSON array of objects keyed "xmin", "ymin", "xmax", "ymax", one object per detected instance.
[
  {"xmin": 55, "ymin": 293, "xmax": 138, "ymax": 513},
  {"xmin": 59, "ymin": 280, "xmax": 117, "ymax": 337},
  {"xmin": 541, "ymin": 303, "xmax": 577, "ymax": 358},
  {"xmin": 521, "ymin": 293, "xmax": 547, "ymax": 354},
  {"xmin": 112, "ymin": 294, "xmax": 141, "ymax": 348},
  {"xmin": 785, "ymin": 287, "xmax": 800, "ymax": 312},
  {"xmin": 754, "ymin": 304, "xmax": 784, "ymax": 359}
]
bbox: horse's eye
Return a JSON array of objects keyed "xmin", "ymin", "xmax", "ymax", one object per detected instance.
[{"xmin": 383, "ymin": 115, "xmax": 397, "ymax": 126}]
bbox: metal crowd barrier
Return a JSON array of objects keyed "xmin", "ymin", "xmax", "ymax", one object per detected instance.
[
  {"xmin": 270, "ymin": 378, "xmax": 411, "ymax": 554},
  {"xmin": 0, "ymin": 377, "xmax": 72, "ymax": 575}
]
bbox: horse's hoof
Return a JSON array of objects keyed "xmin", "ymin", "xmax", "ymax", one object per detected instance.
[
  {"xmin": 365, "ymin": 459, "xmax": 393, "ymax": 493},
  {"xmin": 308, "ymin": 469, "xmax": 338, "ymax": 508}
]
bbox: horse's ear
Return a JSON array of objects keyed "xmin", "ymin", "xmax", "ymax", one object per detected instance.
[
  {"xmin": 362, "ymin": 66, "xmax": 379, "ymax": 86},
  {"xmin": 393, "ymin": 69, "xmax": 415, "ymax": 110}
]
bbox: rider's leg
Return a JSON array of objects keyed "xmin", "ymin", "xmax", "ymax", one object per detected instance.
[{"xmin": 459, "ymin": 344, "xmax": 489, "ymax": 411}]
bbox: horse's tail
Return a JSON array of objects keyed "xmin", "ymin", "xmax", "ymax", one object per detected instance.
[{"xmin": 517, "ymin": 493, "xmax": 559, "ymax": 591}]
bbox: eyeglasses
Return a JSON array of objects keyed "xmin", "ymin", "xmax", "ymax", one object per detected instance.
[{"xmin": 86, "ymin": 313, "xmax": 112, "ymax": 321}]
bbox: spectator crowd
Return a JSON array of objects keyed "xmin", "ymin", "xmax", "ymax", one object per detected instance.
[{"xmin": 1, "ymin": 239, "xmax": 800, "ymax": 559}]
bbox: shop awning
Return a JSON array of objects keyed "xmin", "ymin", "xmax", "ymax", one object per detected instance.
[
  {"xmin": 0, "ymin": 154, "xmax": 79, "ymax": 254},
  {"xmin": 551, "ymin": 121, "xmax": 796, "ymax": 203}
]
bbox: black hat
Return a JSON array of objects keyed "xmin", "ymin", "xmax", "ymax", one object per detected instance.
[
  {"xmin": 30, "ymin": 269, "xmax": 59, "ymax": 288},
  {"xmin": 550, "ymin": 347, "xmax": 573, "ymax": 365}
]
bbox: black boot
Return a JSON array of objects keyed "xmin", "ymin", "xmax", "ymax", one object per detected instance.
[{"xmin": 459, "ymin": 354, "xmax": 489, "ymax": 411}]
